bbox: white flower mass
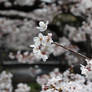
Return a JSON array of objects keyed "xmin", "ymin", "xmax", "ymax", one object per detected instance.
[
  {"xmin": 31, "ymin": 33, "xmax": 54, "ymax": 61},
  {"xmin": 0, "ymin": 71, "xmax": 31, "ymax": 92},
  {"xmin": 37, "ymin": 21, "xmax": 49, "ymax": 32},
  {"xmin": 1, "ymin": 0, "xmax": 92, "ymax": 92},
  {"xmin": 31, "ymin": 22, "xmax": 54, "ymax": 61},
  {"xmin": 37, "ymin": 68, "xmax": 92, "ymax": 92},
  {"xmin": 80, "ymin": 59, "xmax": 92, "ymax": 77},
  {"xmin": 15, "ymin": 83, "xmax": 30, "ymax": 92},
  {"xmin": 0, "ymin": 71, "xmax": 13, "ymax": 92}
]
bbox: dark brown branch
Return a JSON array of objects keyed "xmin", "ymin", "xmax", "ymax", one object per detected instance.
[{"xmin": 52, "ymin": 42, "xmax": 90, "ymax": 60}]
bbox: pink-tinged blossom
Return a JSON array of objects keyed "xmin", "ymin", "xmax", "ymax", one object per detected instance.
[
  {"xmin": 9, "ymin": 51, "xmax": 40, "ymax": 64},
  {"xmin": 37, "ymin": 69, "xmax": 92, "ymax": 92},
  {"xmin": 31, "ymin": 32, "xmax": 54, "ymax": 62}
]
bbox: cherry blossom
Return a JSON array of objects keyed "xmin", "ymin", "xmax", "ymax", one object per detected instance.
[
  {"xmin": 37, "ymin": 69, "xmax": 92, "ymax": 92},
  {"xmin": 9, "ymin": 51, "xmax": 40, "ymax": 64},
  {"xmin": 36, "ymin": 21, "xmax": 48, "ymax": 32},
  {"xmin": 80, "ymin": 64, "xmax": 89, "ymax": 77},
  {"xmin": 31, "ymin": 32, "xmax": 54, "ymax": 62},
  {"xmin": 15, "ymin": 83, "xmax": 30, "ymax": 92},
  {"xmin": 0, "ymin": 71, "xmax": 13, "ymax": 92},
  {"xmin": 80, "ymin": 59, "xmax": 92, "ymax": 77}
]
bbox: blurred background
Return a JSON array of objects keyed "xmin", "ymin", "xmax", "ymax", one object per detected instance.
[{"xmin": 0, "ymin": 0, "xmax": 92, "ymax": 92}]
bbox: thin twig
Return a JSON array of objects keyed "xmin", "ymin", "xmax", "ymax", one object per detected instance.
[{"xmin": 52, "ymin": 42, "xmax": 90, "ymax": 60}]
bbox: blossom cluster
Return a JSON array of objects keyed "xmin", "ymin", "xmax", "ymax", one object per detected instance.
[
  {"xmin": 0, "ymin": 71, "xmax": 13, "ymax": 92},
  {"xmin": 15, "ymin": 83, "xmax": 30, "ymax": 92},
  {"xmin": 14, "ymin": 0, "xmax": 35, "ymax": 6},
  {"xmin": 64, "ymin": 25, "xmax": 86, "ymax": 42},
  {"xmin": 0, "ymin": 0, "xmax": 35, "ymax": 6},
  {"xmin": 9, "ymin": 51, "xmax": 40, "ymax": 64},
  {"xmin": 31, "ymin": 21, "xmax": 54, "ymax": 61},
  {"xmin": 0, "ymin": 18, "xmax": 38, "ymax": 50},
  {"xmin": 37, "ymin": 68, "xmax": 92, "ymax": 92},
  {"xmin": 0, "ymin": 71, "xmax": 31, "ymax": 92},
  {"xmin": 71, "ymin": 0, "xmax": 92, "ymax": 16},
  {"xmin": 80, "ymin": 59, "xmax": 92, "ymax": 77}
]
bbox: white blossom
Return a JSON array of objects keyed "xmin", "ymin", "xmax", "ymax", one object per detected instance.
[
  {"xmin": 80, "ymin": 59, "xmax": 92, "ymax": 77},
  {"xmin": 80, "ymin": 64, "xmax": 89, "ymax": 76},
  {"xmin": 15, "ymin": 83, "xmax": 30, "ymax": 92},
  {"xmin": 0, "ymin": 71, "xmax": 13, "ymax": 92},
  {"xmin": 31, "ymin": 32, "xmax": 54, "ymax": 62},
  {"xmin": 38, "ymin": 69, "xmax": 92, "ymax": 92},
  {"xmin": 36, "ymin": 21, "xmax": 48, "ymax": 32},
  {"xmin": 86, "ymin": 59, "xmax": 92, "ymax": 66},
  {"xmin": 32, "ymin": 33, "xmax": 45, "ymax": 47}
]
